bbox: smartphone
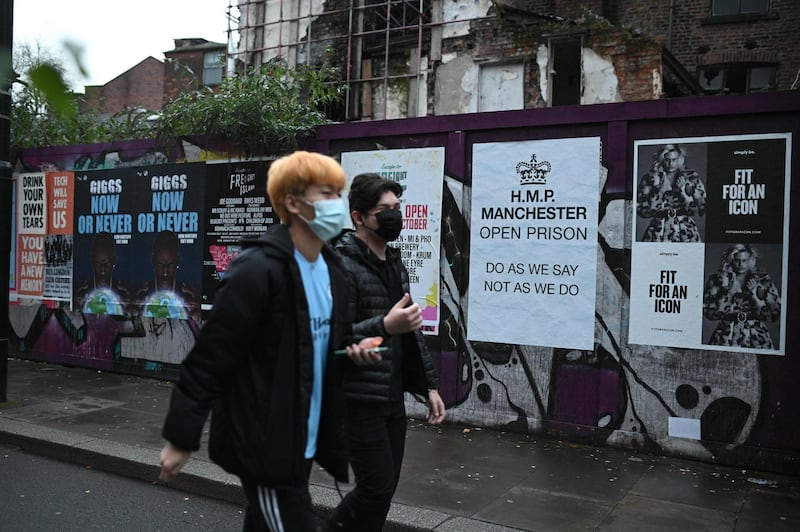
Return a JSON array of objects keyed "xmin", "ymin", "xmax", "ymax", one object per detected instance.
[{"xmin": 334, "ymin": 346, "xmax": 388, "ymax": 356}]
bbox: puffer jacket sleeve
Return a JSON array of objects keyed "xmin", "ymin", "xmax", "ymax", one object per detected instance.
[
  {"xmin": 415, "ymin": 330, "xmax": 439, "ymax": 390},
  {"xmin": 161, "ymin": 247, "xmax": 267, "ymax": 451},
  {"xmin": 327, "ymin": 246, "xmax": 365, "ymax": 348},
  {"xmin": 400, "ymin": 329, "xmax": 440, "ymax": 396},
  {"xmin": 400, "ymin": 262, "xmax": 439, "ymax": 395}
]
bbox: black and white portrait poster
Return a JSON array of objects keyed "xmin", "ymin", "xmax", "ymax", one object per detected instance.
[{"xmin": 629, "ymin": 133, "xmax": 791, "ymax": 355}]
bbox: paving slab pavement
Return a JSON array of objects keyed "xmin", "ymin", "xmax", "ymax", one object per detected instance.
[{"xmin": 2, "ymin": 357, "xmax": 800, "ymax": 531}]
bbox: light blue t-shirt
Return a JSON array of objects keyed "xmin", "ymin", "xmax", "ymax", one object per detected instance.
[{"xmin": 294, "ymin": 250, "xmax": 332, "ymax": 459}]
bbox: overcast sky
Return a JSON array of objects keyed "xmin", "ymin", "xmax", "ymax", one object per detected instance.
[{"xmin": 13, "ymin": 0, "xmax": 237, "ymax": 89}]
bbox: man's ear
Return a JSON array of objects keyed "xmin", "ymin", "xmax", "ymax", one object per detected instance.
[
  {"xmin": 351, "ymin": 210, "xmax": 364, "ymax": 227},
  {"xmin": 285, "ymin": 194, "xmax": 302, "ymax": 215}
]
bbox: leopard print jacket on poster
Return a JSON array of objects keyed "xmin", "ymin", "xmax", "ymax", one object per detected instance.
[
  {"xmin": 637, "ymin": 169, "xmax": 706, "ymax": 242},
  {"xmin": 702, "ymin": 270, "xmax": 781, "ymax": 349}
]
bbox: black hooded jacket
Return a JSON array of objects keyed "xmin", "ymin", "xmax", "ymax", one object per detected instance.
[
  {"xmin": 331, "ymin": 229, "xmax": 439, "ymax": 403},
  {"xmin": 162, "ymin": 224, "xmax": 351, "ymax": 487}
]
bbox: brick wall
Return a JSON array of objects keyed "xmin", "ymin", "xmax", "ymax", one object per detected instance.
[
  {"xmin": 459, "ymin": 14, "xmax": 543, "ymax": 109},
  {"xmin": 163, "ymin": 49, "xmax": 207, "ymax": 102},
  {"xmin": 80, "ymin": 57, "xmax": 164, "ymax": 116},
  {"xmin": 553, "ymin": 0, "xmax": 605, "ymax": 21},
  {"xmin": 617, "ymin": 0, "xmax": 799, "ymax": 91},
  {"xmin": 233, "ymin": 0, "xmax": 796, "ymax": 118},
  {"xmin": 589, "ymin": 30, "xmax": 662, "ymax": 101}
]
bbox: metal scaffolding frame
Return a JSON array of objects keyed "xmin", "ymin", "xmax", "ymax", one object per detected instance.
[{"xmin": 232, "ymin": 0, "xmax": 491, "ymax": 120}]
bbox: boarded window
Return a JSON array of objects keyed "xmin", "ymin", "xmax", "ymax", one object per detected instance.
[{"xmin": 478, "ymin": 63, "xmax": 524, "ymax": 112}]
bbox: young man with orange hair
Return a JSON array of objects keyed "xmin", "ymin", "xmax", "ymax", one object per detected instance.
[{"xmin": 159, "ymin": 151, "xmax": 381, "ymax": 531}]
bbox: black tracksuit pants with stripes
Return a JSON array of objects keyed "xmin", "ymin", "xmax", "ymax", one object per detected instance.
[{"xmin": 240, "ymin": 461, "xmax": 321, "ymax": 532}]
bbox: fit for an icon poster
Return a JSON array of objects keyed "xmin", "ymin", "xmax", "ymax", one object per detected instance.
[{"xmin": 629, "ymin": 133, "xmax": 790, "ymax": 355}]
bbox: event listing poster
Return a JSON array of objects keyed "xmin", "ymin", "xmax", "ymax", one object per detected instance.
[
  {"xmin": 629, "ymin": 134, "xmax": 790, "ymax": 355},
  {"xmin": 43, "ymin": 171, "xmax": 75, "ymax": 303},
  {"xmin": 468, "ymin": 138, "xmax": 601, "ymax": 350},
  {"xmin": 202, "ymin": 160, "xmax": 275, "ymax": 308},
  {"xmin": 341, "ymin": 147, "xmax": 445, "ymax": 335}
]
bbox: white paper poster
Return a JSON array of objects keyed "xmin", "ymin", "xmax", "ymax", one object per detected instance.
[
  {"xmin": 629, "ymin": 134, "xmax": 791, "ymax": 355},
  {"xmin": 341, "ymin": 147, "xmax": 445, "ymax": 335},
  {"xmin": 468, "ymin": 138, "xmax": 600, "ymax": 349},
  {"xmin": 16, "ymin": 172, "xmax": 48, "ymax": 299}
]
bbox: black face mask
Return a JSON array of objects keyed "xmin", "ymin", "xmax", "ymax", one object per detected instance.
[{"xmin": 373, "ymin": 209, "xmax": 403, "ymax": 241}]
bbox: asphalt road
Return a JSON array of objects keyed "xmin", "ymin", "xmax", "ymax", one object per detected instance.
[{"xmin": 0, "ymin": 444, "xmax": 245, "ymax": 531}]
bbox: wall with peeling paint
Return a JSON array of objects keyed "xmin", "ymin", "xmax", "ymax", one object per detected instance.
[
  {"xmin": 432, "ymin": 7, "xmax": 655, "ymax": 115},
  {"xmin": 435, "ymin": 54, "xmax": 480, "ymax": 115},
  {"xmin": 441, "ymin": 0, "xmax": 492, "ymax": 39},
  {"xmin": 236, "ymin": 0, "xmax": 660, "ymax": 118},
  {"xmin": 581, "ymin": 48, "xmax": 622, "ymax": 104}
]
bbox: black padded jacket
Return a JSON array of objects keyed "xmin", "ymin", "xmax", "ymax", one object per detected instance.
[
  {"xmin": 162, "ymin": 224, "xmax": 351, "ymax": 487},
  {"xmin": 331, "ymin": 229, "xmax": 439, "ymax": 403}
]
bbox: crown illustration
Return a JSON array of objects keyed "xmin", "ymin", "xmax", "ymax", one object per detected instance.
[{"xmin": 516, "ymin": 154, "xmax": 552, "ymax": 185}]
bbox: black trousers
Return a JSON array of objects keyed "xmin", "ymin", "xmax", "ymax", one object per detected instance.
[
  {"xmin": 240, "ymin": 461, "xmax": 320, "ymax": 532},
  {"xmin": 329, "ymin": 401, "xmax": 407, "ymax": 532}
]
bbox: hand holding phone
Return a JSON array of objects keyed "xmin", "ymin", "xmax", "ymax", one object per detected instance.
[
  {"xmin": 335, "ymin": 337, "xmax": 385, "ymax": 366},
  {"xmin": 334, "ymin": 346, "xmax": 388, "ymax": 356}
]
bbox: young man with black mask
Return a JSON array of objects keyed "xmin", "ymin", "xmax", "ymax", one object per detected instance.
[{"xmin": 330, "ymin": 173, "xmax": 446, "ymax": 531}]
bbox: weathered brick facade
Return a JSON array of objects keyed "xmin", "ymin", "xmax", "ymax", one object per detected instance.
[
  {"xmin": 615, "ymin": 0, "xmax": 799, "ymax": 92},
  {"xmin": 587, "ymin": 30, "xmax": 662, "ymax": 102},
  {"xmin": 236, "ymin": 0, "xmax": 797, "ymax": 118},
  {"xmin": 79, "ymin": 39, "xmax": 225, "ymax": 117},
  {"xmin": 80, "ymin": 57, "xmax": 164, "ymax": 117},
  {"xmin": 85, "ymin": 0, "xmax": 800, "ymax": 120}
]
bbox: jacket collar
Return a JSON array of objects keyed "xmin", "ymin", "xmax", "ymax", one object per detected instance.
[
  {"xmin": 240, "ymin": 224, "xmax": 344, "ymax": 269},
  {"xmin": 333, "ymin": 229, "xmax": 398, "ymax": 263}
]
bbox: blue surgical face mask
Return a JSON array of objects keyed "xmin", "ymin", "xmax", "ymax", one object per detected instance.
[{"xmin": 299, "ymin": 197, "xmax": 347, "ymax": 241}]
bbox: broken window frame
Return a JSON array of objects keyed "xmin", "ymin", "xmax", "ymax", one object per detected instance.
[{"xmin": 697, "ymin": 63, "xmax": 777, "ymax": 94}]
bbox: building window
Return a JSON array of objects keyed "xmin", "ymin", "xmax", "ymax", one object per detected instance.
[
  {"xmin": 698, "ymin": 64, "xmax": 776, "ymax": 94},
  {"xmin": 712, "ymin": 0, "xmax": 770, "ymax": 17},
  {"xmin": 478, "ymin": 63, "xmax": 524, "ymax": 112},
  {"xmin": 203, "ymin": 51, "xmax": 224, "ymax": 86}
]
